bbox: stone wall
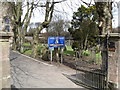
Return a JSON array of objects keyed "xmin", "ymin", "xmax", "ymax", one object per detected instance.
[
  {"xmin": 103, "ymin": 34, "xmax": 120, "ymax": 90},
  {"xmin": 108, "ymin": 38, "xmax": 119, "ymax": 89},
  {"xmin": 100, "ymin": 33, "xmax": 120, "ymax": 89},
  {"xmin": 0, "ymin": 2, "xmax": 13, "ymax": 89},
  {"xmin": 0, "ymin": 2, "xmax": 13, "ymax": 32},
  {"xmin": 0, "ymin": 42, "xmax": 11, "ymax": 89},
  {"xmin": 118, "ymin": 40, "xmax": 120, "ymax": 89}
]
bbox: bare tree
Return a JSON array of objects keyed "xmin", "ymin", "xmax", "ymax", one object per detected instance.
[
  {"xmin": 47, "ymin": 15, "xmax": 70, "ymax": 37},
  {"xmin": 32, "ymin": 0, "xmax": 66, "ymax": 58},
  {"xmin": 46, "ymin": 14, "xmax": 70, "ymax": 62},
  {"xmin": 11, "ymin": 1, "xmax": 34, "ymax": 53},
  {"xmin": 94, "ymin": 1, "xmax": 113, "ymax": 72},
  {"xmin": 95, "ymin": 0, "xmax": 112, "ymax": 34}
]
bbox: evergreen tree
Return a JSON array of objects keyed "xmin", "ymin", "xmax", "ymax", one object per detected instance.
[{"xmin": 68, "ymin": 5, "xmax": 99, "ymax": 50}]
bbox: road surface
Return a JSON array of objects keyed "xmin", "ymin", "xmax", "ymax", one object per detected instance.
[{"xmin": 10, "ymin": 51, "xmax": 87, "ymax": 89}]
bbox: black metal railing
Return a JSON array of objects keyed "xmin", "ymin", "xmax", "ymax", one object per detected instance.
[
  {"xmin": 72, "ymin": 49, "xmax": 108, "ymax": 89},
  {"xmin": 75, "ymin": 67, "xmax": 107, "ymax": 90}
]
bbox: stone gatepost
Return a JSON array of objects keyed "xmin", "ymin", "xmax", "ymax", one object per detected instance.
[
  {"xmin": 0, "ymin": 2, "xmax": 13, "ymax": 89},
  {"xmin": 0, "ymin": 32, "xmax": 13, "ymax": 89},
  {"xmin": 101, "ymin": 33, "xmax": 120, "ymax": 90},
  {"xmin": 107, "ymin": 33, "xmax": 120, "ymax": 90},
  {"xmin": 100, "ymin": 33, "xmax": 120, "ymax": 90}
]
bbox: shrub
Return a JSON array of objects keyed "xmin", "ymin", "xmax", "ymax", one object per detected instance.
[
  {"xmin": 82, "ymin": 50, "xmax": 90, "ymax": 56},
  {"xmin": 72, "ymin": 42, "xmax": 79, "ymax": 50}
]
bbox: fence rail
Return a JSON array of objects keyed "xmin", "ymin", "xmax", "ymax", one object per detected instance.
[
  {"xmin": 63, "ymin": 48, "xmax": 108, "ymax": 90},
  {"xmin": 76, "ymin": 67, "xmax": 106, "ymax": 89}
]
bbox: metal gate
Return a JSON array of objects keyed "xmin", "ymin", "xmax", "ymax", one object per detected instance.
[
  {"xmin": 74, "ymin": 35, "xmax": 108, "ymax": 89},
  {"xmin": 63, "ymin": 35, "xmax": 109, "ymax": 90}
]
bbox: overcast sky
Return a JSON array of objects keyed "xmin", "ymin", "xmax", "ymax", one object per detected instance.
[{"xmin": 26, "ymin": 0, "xmax": 120, "ymax": 28}]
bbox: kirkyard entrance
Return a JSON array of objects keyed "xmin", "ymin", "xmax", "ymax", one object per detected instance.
[
  {"xmin": 63, "ymin": 33, "xmax": 120, "ymax": 90},
  {"xmin": 0, "ymin": 1, "xmax": 120, "ymax": 90}
]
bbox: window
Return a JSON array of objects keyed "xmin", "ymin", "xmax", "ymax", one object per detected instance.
[
  {"xmin": 2, "ymin": 17, "xmax": 11, "ymax": 32},
  {"xmin": 3, "ymin": 17, "xmax": 10, "ymax": 24},
  {"xmin": 108, "ymin": 42, "xmax": 115, "ymax": 48},
  {"xmin": 5, "ymin": 25, "xmax": 10, "ymax": 32}
]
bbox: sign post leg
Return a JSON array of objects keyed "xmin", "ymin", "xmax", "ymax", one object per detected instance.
[
  {"xmin": 50, "ymin": 50, "xmax": 52, "ymax": 63},
  {"xmin": 61, "ymin": 54, "xmax": 63, "ymax": 63},
  {"xmin": 60, "ymin": 47, "xmax": 64, "ymax": 64}
]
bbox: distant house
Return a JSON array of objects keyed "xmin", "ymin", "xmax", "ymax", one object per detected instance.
[
  {"xmin": 112, "ymin": 27, "xmax": 120, "ymax": 33},
  {"xmin": 27, "ymin": 22, "xmax": 41, "ymax": 32},
  {"xmin": 25, "ymin": 32, "xmax": 48, "ymax": 44}
]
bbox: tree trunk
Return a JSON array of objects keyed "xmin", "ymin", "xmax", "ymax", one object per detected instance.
[
  {"xmin": 54, "ymin": 48, "xmax": 60, "ymax": 63},
  {"xmin": 60, "ymin": 47, "xmax": 64, "ymax": 63},
  {"xmin": 20, "ymin": 31, "xmax": 24, "ymax": 53},
  {"xmin": 32, "ymin": 1, "xmax": 55, "ymax": 58},
  {"xmin": 32, "ymin": 29, "xmax": 39, "ymax": 58},
  {"xmin": 95, "ymin": 1, "xmax": 112, "ymax": 34},
  {"xmin": 84, "ymin": 34, "xmax": 88, "ymax": 50},
  {"xmin": 12, "ymin": 26, "xmax": 22, "ymax": 51},
  {"xmin": 20, "ymin": 3, "xmax": 34, "ymax": 53},
  {"xmin": 95, "ymin": 1, "xmax": 112, "ymax": 71},
  {"xmin": 12, "ymin": 27, "xmax": 17, "ymax": 50},
  {"xmin": 17, "ymin": 26, "xmax": 22, "ymax": 51}
]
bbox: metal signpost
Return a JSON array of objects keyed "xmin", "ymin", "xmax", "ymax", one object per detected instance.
[
  {"xmin": 49, "ymin": 47, "xmax": 54, "ymax": 62},
  {"xmin": 48, "ymin": 37, "xmax": 65, "ymax": 63}
]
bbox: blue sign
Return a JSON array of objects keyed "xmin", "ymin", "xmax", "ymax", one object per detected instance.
[{"xmin": 48, "ymin": 37, "xmax": 65, "ymax": 47}]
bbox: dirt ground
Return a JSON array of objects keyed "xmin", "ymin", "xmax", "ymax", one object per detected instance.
[{"xmin": 63, "ymin": 55, "xmax": 101, "ymax": 71}]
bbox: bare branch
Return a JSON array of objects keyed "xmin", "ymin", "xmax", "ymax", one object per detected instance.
[
  {"xmin": 81, "ymin": 0, "xmax": 94, "ymax": 7},
  {"xmin": 48, "ymin": 0, "xmax": 67, "ymax": 3},
  {"xmin": 21, "ymin": 4, "xmax": 32, "ymax": 25}
]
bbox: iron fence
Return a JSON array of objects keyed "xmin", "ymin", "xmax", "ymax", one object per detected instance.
[
  {"xmin": 74, "ymin": 49, "xmax": 108, "ymax": 90},
  {"xmin": 75, "ymin": 67, "xmax": 106, "ymax": 89},
  {"xmin": 63, "ymin": 48, "xmax": 108, "ymax": 90}
]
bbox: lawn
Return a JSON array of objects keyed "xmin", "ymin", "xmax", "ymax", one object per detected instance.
[
  {"xmin": 24, "ymin": 50, "xmax": 32, "ymax": 55},
  {"xmin": 64, "ymin": 46, "xmax": 75, "ymax": 55},
  {"xmin": 64, "ymin": 51, "xmax": 75, "ymax": 55},
  {"xmin": 23, "ymin": 42, "xmax": 31, "ymax": 47},
  {"xmin": 64, "ymin": 46, "xmax": 102, "ymax": 64},
  {"xmin": 66, "ymin": 46, "xmax": 74, "ymax": 51},
  {"xmin": 23, "ymin": 43, "xmax": 102, "ymax": 64},
  {"xmin": 23, "ymin": 43, "xmax": 47, "ymax": 55}
]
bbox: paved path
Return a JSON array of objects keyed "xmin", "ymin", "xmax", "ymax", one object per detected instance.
[{"xmin": 10, "ymin": 51, "xmax": 87, "ymax": 89}]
